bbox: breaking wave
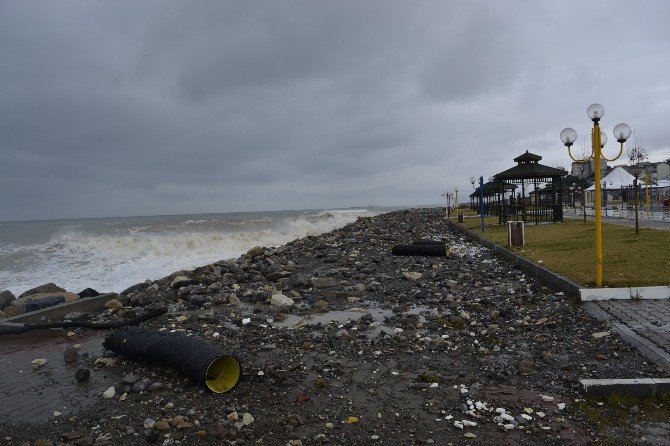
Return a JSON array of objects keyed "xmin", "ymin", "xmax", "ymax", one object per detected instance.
[{"xmin": 0, "ymin": 209, "xmax": 375, "ymax": 296}]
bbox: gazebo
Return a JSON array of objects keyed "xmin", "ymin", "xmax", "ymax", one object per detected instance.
[
  {"xmin": 493, "ymin": 151, "xmax": 567, "ymax": 224},
  {"xmin": 469, "ymin": 181, "xmax": 517, "ymax": 216}
]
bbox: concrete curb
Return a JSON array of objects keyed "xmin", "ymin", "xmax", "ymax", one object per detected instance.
[
  {"xmin": 446, "ymin": 220, "xmax": 582, "ymax": 297},
  {"xmin": 579, "ymin": 378, "xmax": 670, "ymax": 397},
  {"xmin": 580, "ymin": 286, "xmax": 670, "ymax": 301},
  {"xmin": 0, "ymin": 293, "xmax": 118, "ymax": 325}
]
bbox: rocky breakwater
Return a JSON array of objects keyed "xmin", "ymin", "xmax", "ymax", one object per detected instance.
[
  {"xmin": 0, "ymin": 283, "xmax": 103, "ymax": 319},
  {"xmin": 3, "ymin": 208, "xmax": 666, "ymax": 445}
]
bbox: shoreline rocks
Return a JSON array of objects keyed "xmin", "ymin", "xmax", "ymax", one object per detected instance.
[{"xmin": 1, "ymin": 208, "xmax": 665, "ymax": 445}]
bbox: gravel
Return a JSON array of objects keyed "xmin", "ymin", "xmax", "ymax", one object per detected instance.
[{"xmin": 2, "ymin": 208, "xmax": 666, "ymax": 445}]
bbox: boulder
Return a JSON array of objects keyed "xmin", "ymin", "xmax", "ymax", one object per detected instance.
[
  {"xmin": 170, "ymin": 275, "xmax": 196, "ymax": 289},
  {"xmin": 270, "ymin": 293, "xmax": 294, "ymax": 306},
  {"xmin": 78, "ymin": 288, "xmax": 99, "ymax": 298},
  {"xmin": 12, "ymin": 292, "xmax": 79, "ymax": 312},
  {"xmin": 18, "ymin": 283, "xmax": 66, "ymax": 299},
  {"xmin": 104, "ymin": 299, "xmax": 124, "ymax": 310},
  {"xmin": 246, "ymin": 246, "xmax": 265, "ymax": 258},
  {"xmin": 0, "ymin": 290, "xmax": 15, "ymax": 310},
  {"xmin": 3, "ymin": 305, "xmax": 24, "ymax": 317}
]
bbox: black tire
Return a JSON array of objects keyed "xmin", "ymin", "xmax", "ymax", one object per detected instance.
[{"xmin": 391, "ymin": 244, "xmax": 448, "ymax": 256}]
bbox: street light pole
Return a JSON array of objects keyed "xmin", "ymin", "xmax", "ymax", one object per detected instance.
[
  {"xmin": 561, "ymin": 104, "xmax": 631, "ymax": 287},
  {"xmin": 479, "ymin": 177, "xmax": 485, "ymax": 233},
  {"xmin": 603, "ymin": 179, "xmax": 608, "ymax": 218},
  {"xmin": 470, "ymin": 176, "xmax": 485, "ymax": 233},
  {"xmin": 582, "ymin": 186, "xmax": 587, "ymax": 223},
  {"xmin": 455, "ymin": 188, "xmax": 459, "ymax": 212},
  {"xmin": 645, "ymin": 172, "xmax": 650, "ymax": 219}
]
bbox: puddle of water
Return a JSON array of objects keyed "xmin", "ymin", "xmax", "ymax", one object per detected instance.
[
  {"xmin": 0, "ymin": 329, "xmax": 119, "ymax": 423},
  {"xmin": 271, "ymin": 308, "xmax": 383, "ymax": 329},
  {"xmin": 268, "ymin": 304, "xmax": 444, "ymax": 336},
  {"xmin": 178, "ymin": 302, "xmax": 445, "ymax": 337}
]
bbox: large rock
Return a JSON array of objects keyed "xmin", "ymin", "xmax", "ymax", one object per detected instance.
[
  {"xmin": 0, "ymin": 290, "xmax": 15, "ymax": 310},
  {"xmin": 246, "ymin": 246, "xmax": 265, "ymax": 259},
  {"xmin": 18, "ymin": 283, "xmax": 66, "ymax": 299},
  {"xmin": 3, "ymin": 305, "xmax": 24, "ymax": 317},
  {"xmin": 104, "ymin": 299, "xmax": 124, "ymax": 310},
  {"xmin": 270, "ymin": 293, "xmax": 294, "ymax": 306},
  {"xmin": 78, "ymin": 288, "xmax": 99, "ymax": 298},
  {"xmin": 170, "ymin": 275, "xmax": 196, "ymax": 289},
  {"xmin": 8, "ymin": 292, "xmax": 79, "ymax": 314}
]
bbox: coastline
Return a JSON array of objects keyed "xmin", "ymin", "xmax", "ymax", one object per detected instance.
[{"xmin": 0, "ymin": 208, "xmax": 664, "ymax": 445}]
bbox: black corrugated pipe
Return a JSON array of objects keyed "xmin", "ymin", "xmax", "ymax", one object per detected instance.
[
  {"xmin": 412, "ymin": 239, "xmax": 447, "ymax": 245},
  {"xmin": 391, "ymin": 244, "xmax": 449, "ymax": 256},
  {"xmin": 103, "ymin": 327, "xmax": 241, "ymax": 393}
]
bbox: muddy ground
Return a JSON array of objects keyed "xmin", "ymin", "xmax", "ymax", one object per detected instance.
[{"xmin": 1, "ymin": 208, "xmax": 668, "ymax": 445}]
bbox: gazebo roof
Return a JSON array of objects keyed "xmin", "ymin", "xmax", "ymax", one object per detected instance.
[
  {"xmin": 513, "ymin": 150, "xmax": 542, "ymax": 163},
  {"xmin": 469, "ymin": 181, "xmax": 517, "ymax": 197},
  {"xmin": 494, "ymin": 151, "xmax": 567, "ymax": 181}
]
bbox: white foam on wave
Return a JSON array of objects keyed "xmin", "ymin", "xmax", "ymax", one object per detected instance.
[{"xmin": 0, "ymin": 209, "xmax": 375, "ymax": 296}]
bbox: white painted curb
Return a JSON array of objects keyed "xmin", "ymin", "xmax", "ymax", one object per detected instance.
[{"xmin": 580, "ymin": 286, "xmax": 670, "ymax": 301}]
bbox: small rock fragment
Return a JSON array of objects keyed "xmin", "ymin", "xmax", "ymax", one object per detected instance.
[
  {"xmin": 31, "ymin": 358, "xmax": 47, "ymax": 370},
  {"xmin": 102, "ymin": 387, "xmax": 116, "ymax": 399},
  {"xmin": 75, "ymin": 368, "xmax": 90, "ymax": 382}
]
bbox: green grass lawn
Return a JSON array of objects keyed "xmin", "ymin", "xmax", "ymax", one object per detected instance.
[{"xmin": 456, "ymin": 215, "xmax": 670, "ymax": 287}]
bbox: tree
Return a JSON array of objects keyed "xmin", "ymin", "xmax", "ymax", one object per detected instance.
[{"xmin": 627, "ymin": 135, "xmax": 648, "ymax": 235}]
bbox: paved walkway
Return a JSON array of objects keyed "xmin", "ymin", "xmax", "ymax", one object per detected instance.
[
  {"xmin": 564, "ymin": 213, "xmax": 670, "ymax": 231},
  {"xmin": 567, "ymin": 213, "xmax": 670, "ymax": 369},
  {"xmin": 583, "ymin": 300, "xmax": 670, "ymax": 372}
]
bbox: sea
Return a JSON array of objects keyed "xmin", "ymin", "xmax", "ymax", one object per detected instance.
[{"xmin": 0, "ymin": 207, "xmax": 394, "ymax": 297}]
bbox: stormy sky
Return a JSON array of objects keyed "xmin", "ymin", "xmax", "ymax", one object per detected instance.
[{"xmin": 1, "ymin": 1, "xmax": 669, "ymax": 221}]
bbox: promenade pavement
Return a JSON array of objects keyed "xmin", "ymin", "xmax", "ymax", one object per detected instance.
[
  {"xmin": 565, "ymin": 213, "xmax": 670, "ymax": 371},
  {"xmin": 564, "ymin": 212, "xmax": 670, "ymax": 231},
  {"xmin": 583, "ymin": 300, "xmax": 670, "ymax": 373}
]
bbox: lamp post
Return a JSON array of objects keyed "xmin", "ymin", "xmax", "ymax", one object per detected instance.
[
  {"xmin": 441, "ymin": 192, "xmax": 449, "ymax": 218},
  {"xmin": 470, "ymin": 177, "xmax": 476, "ymax": 212},
  {"xmin": 645, "ymin": 172, "xmax": 650, "ymax": 219},
  {"xmin": 560, "ymin": 104, "xmax": 632, "ymax": 287},
  {"xmin": 470, "ymin": 176, "xmax": 485, "ymax": 233},
  {"xmin": 454, "ymin": 188, "xmax": 459, "ymax": 212},
  {"xmin": 603, "ymin": 180, "xmax": 611, "ymax": 217}
]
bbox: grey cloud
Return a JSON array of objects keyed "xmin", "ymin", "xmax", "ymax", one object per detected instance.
[{"xmin": 1, "ymin": 1, "xmax": 670, "ymax": 220}]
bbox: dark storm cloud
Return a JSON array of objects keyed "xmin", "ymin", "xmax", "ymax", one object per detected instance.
[{"xmin": 1, "ymin": 0, "xmax": 670, "ymax": 220}]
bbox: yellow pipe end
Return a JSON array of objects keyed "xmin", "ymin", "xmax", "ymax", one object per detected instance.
[{"xmin": 205, "ymin": 356, "xmax": 241, "ymax": 393}]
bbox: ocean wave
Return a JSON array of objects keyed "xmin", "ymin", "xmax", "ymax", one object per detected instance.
[{"xmin": 0, "ymin": 208, "xmax": 377, "ymax": 296}]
